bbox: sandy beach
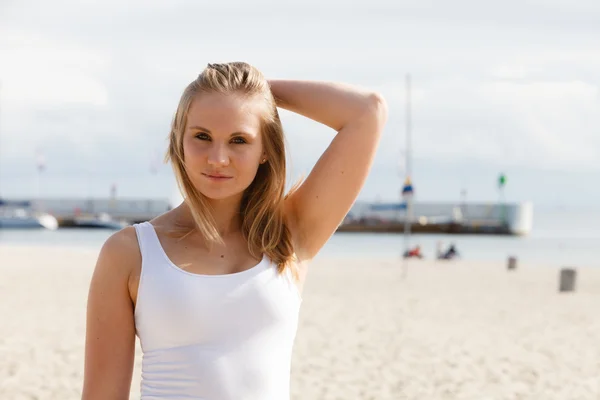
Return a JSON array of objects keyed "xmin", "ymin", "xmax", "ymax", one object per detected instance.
[{"xmin": 1, "ymin": 244, "xmax": 599, "ymax": 399}]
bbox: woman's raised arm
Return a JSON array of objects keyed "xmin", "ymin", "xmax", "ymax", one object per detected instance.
[{"xmin": 272, "ymin": 79, "xmax": 388, "ymax": 261}]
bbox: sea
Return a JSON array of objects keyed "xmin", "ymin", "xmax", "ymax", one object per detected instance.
[{"xmin": 1, "ymin": 206, "xmax": 598, "ymax": 268}]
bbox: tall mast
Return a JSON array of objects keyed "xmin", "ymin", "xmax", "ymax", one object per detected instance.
[{"xmin": 402, "ymin": 73, "xmax": 413, "ymax": 278}]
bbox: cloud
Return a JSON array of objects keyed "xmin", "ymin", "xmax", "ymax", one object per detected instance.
[
  {"xmin": 371, "ymin": 61, "xmax": 600, "ymax": 171},
  {"xmin": 0, "ymin": 30, "xmax": 109, "ymax": 106},
  {"xmin": 1, "ymin": 0, "xmax": 599, "ymax": 201}
]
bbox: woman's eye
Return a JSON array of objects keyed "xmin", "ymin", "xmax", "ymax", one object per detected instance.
[
  {"xmin": 231, "ymin": 137, "xmax": 247, "ymax": 144},
  {"xmin": 195, "ymin": 133, "xmax": 210, "ymax": 140}
]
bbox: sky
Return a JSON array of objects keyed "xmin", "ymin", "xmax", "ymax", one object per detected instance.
[{"xmin": 1, "ymin": 0, "xmax": 599, "ymax": 208}]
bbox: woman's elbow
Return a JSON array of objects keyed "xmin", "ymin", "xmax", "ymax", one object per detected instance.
[
  {"xmin": 357, "ymin": 92, "xmax": 388, "ymax": 132},
  {"xmin": 368, "ymin": 92, "xmax": 388, "ymax": 121}
]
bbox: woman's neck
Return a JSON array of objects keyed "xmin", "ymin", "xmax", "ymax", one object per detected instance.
[{"xmin": 176, "ymin": 196, "xmax": 243, "ymax": 238}]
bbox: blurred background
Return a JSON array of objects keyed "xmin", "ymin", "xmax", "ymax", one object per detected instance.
[
  {"xmin": 1, "ymin": 0, "xmax": 599, "ymax": 265},
  {"xmin": 1, "ymin": 1, "xmax": 599, "ymax": 399}
]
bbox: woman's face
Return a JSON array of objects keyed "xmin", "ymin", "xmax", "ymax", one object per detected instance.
[{"xmin": 182, "ymin": 92, "xmax": 267, "ymax": 201}]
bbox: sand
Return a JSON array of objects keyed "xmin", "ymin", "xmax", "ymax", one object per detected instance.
[{"xmin": 1, "ymin": 244, "xmax": 599, "ymax": 399}]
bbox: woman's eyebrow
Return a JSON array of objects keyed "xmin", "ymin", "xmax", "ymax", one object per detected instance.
[{"xmin": 188, "ymin": 125, "xmax": 210, "ymax": 132}]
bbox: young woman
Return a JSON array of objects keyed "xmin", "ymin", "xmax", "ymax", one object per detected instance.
[{"xmin": 82, "ymin": 62, "xmax": 387, "ymax": 399}]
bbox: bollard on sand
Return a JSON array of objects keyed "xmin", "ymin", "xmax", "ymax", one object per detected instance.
[
  {"xmin": 507, "ymin": 256, "xmax": 517, "ymax": 271},
  {"xmin": 559, "ymin": 268, "xmax": 577, "ymax": 292}
]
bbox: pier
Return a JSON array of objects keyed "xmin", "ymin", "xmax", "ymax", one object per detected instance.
[
  {"xmin": 340, "ymin": 201, "xmax": 533, "ymax": 236},
  {"xmin": 3, "ymin": 197, "xmax": 533, "ymax": 235},
  {"xmin": 21, "ymin": 197, "xmax": 172, "ymax": 225}
]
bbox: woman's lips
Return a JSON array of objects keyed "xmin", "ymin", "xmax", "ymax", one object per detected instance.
[{"xmin": 202, "ymin": 173, "xmax": 233, "ymax": 181}]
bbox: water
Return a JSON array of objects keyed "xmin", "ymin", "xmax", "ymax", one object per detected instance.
[{"xmin": 1, "ymin": 207, "xmax": 598, "ymax": 267}]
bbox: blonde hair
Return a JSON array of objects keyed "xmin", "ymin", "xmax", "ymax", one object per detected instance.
[{"xmin": 165, "ymin": 62, "xmax": 297, "ymax": 277}]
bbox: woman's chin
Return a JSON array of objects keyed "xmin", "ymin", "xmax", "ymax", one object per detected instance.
[{"xmin": 198, "ymin": 188, "xmax": 244, "ymax": 202}]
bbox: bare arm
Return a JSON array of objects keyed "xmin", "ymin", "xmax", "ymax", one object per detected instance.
[
  {"xmin": 82, "ymin": 227, "xmax": 140, "ymax": 399},
  {"xmin": 272, "ymin": 79, "xmax": 388, "ymax": 261}
]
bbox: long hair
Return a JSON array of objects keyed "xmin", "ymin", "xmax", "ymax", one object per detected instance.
[{"xmin": 165, "ymin": 62, "xmax": 298, "ymax": 278}]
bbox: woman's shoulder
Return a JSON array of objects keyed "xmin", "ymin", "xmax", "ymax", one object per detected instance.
[
  {"xmin": 104, "ymin": 225, "xmax": 139, "ymax": 249},
  {"xmin": 98, "ymin": 207, "xmax": 178, "ymax": 267},
  {"xmin": 94, "ymin": 225, "xmax": 148, "ymax": 305},
  {"xmin": 96, "ymin": 226, "xmax": 142, "ymax": 277}
]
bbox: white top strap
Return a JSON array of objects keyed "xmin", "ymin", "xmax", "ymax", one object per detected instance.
[{"xmin": 133, "ymin": 221, "xmax": 165, "ymax": 264}]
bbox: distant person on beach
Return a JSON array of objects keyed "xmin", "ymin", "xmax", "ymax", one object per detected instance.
[
  {"xmin": 404, "ymin": 244, "xmax": 424, "ymax": 259},
  {"xmin": 82, "ymin": 62, "xmax": 388, "ymax": 399},
  {"xmin": 439, "ymin": 243, "xmax": 459, "ymax": 260}
]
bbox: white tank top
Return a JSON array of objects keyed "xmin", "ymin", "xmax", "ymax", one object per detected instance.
[{"xmin": 133, "ymin": 221, "xmax": 302, "ymax": 400}]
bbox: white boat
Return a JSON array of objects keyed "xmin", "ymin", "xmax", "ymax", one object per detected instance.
[
  {"xmin": 0, "ymin": 201, "xmax": 58, "ymax": 230},
  {"xmin": 72, "ymin": 213, "xmax": 128, "ymax": 230}
]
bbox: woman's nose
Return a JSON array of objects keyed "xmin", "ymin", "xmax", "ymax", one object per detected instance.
[{"xmin": 207, "ymin": 144, "xmax": 230, "ymax": 166}]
